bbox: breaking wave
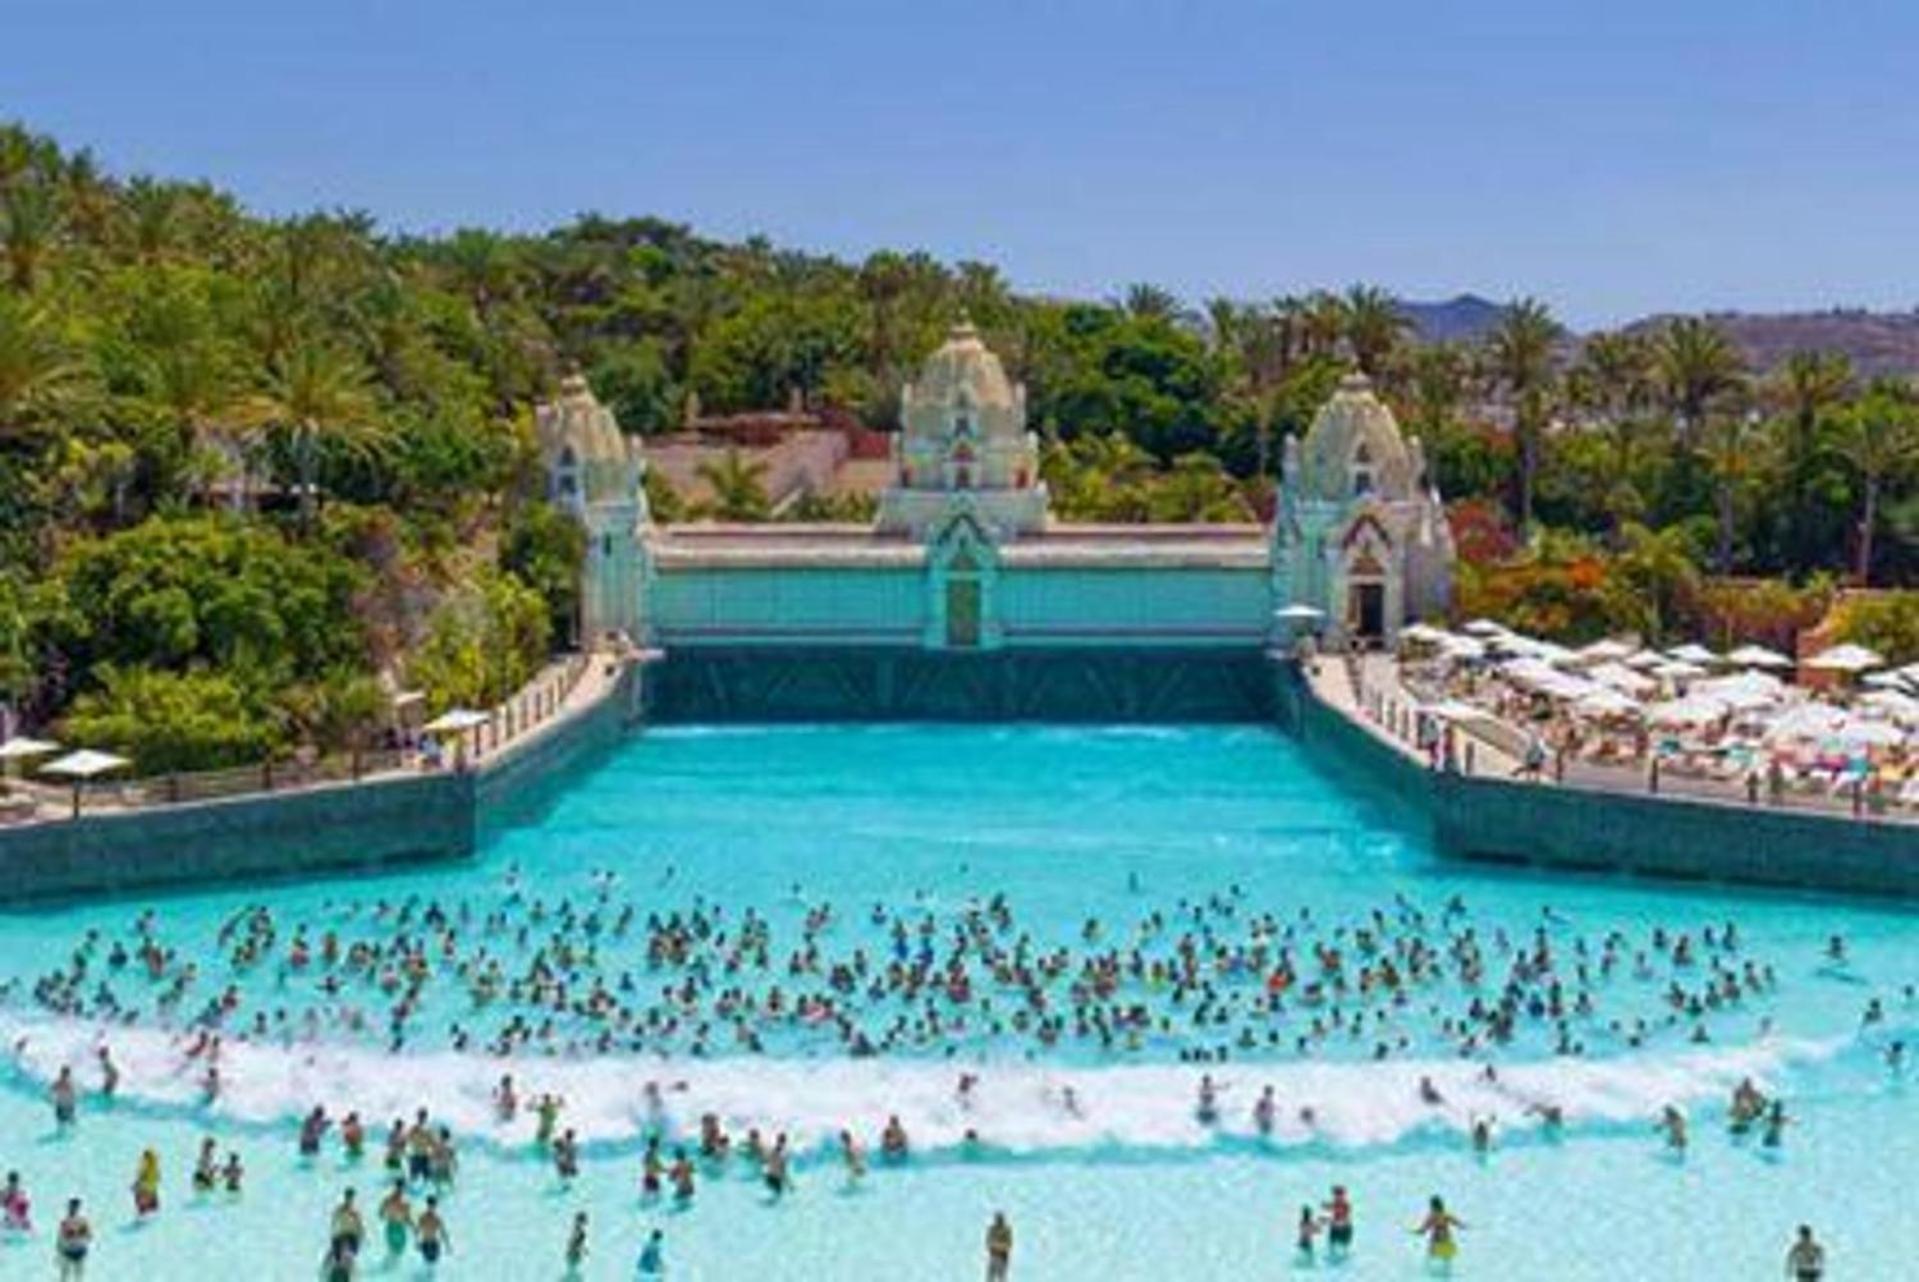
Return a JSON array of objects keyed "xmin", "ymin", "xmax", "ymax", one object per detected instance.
[{"xmin": 0, "ymin": 1014, "xmax": 1853, "ymax": 1162}]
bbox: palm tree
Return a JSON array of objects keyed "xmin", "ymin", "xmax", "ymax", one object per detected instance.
[
  {"xmin": 1339, "ymin": 284, "xmax": 1410, "ymax": 378},
  {"xmin": 1702, "ymin": 407, "xmax": 1763, "ymax": 573},
  {"xmin": 0, "ymin": 294, "xmax": 82, "ymax": 440},
  {"xmin": 1485, "ymin": 298, "xmax": 1562, "ymax": 530},
  {"xmin": 694, "ymin": 448, "xmax": 771, "ymax": 521},
  {"xmin": 0, "ymin": 179, "xmax": 62, "ymax": 291},
  {"xmin": 1653, "ymin": 317, "xmax": 1744, "ymax": 450},
  {"xmin": 1835, "ymin": 381, "xmax": 1919, "ymax": 584},
  {"xmin": 1118, "ymin": 283, "xmax": 1182, "ymax": 323},
  {"xmin": 1767, "ymin": 350, "xmax": 1852, "ymax": 571},
  {"xmin": 245, "ymin": 341, "xmax": 380, "ymax": 527}
]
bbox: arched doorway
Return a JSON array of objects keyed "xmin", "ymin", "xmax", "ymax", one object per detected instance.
[{"xmin": 926, "ymin": 511, "xmax": 999, "ymax": 651}]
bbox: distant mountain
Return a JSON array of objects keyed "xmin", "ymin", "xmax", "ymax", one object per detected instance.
[
  {"xmin": 1397, "ymin": 296, "xmax": 1919, "ymax": 377},
  {"xmin": 1398, "ymin": 294, "xmax": 1507, "ymax": 345},
  {"xmin": 1620, "ymin": 308, "xmax": 1919, "ymax": 378}
]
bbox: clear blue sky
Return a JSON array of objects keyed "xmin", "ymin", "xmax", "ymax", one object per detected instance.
[{"xmin": 7, "ymin": 1, "xmax": 1917, "ymax": 326}]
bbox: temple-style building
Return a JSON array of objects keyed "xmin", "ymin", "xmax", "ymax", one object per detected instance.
[
  {"xmin": 1272, "ymin": 371, "xmax": 1454, "ymax": 639},
  {"xmin": 535, "ymin": 372, "xmax": 648, "ymax": 645},
  {"xmin": 876, "ymin": 320, "xmax": 1047, "ymax": 539},
  {"xmin": 536, "ymin": 324, "xmax": 1453, "ymax": 720}
]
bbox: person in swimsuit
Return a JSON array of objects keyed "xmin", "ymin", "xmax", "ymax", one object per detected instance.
[
  {"xmin": 986, "ymin": 1212, "xmax": 1014, "ymax": 1281},
  {"xmin": 130, "ymin": 1150, "xmax": 160, "ymax": 1218},
  {"xmin": 1323, "ymin": 1185, "xmax": 1354, "ymax": 1259},
  {"xmin": 51, "ymin": 1068, "xmax": 77, "ymax": 1130},
  {"xmin": 1784, "ymin": 1224, "xmax": 1824, "ymax": 1281},
  {"xmin": 415, "ymin": 1196, "xmax": 448, "ymax": 1266},
  {"xmin": 321, "ymin": 1237, "xmax": 357, "ymax": 1282},
  {"xmin": 564, "ymin": 1211, "xmax": 588, "ymax": 1276},
  {"xmin": 379, "ymin": 1182, "xmax": 413, "ymax": 1258},
  {"xmin": 1412, "ymin": 1196, "xmax": 1465, "ymax": 1271},
  {"xmin": 330, "ymin": 1188, "xmax": 364, "ymax": 1259},
  {"xmin": 636, "ymin": 1228, "xmax": 665, "ymax": 1277},
  {"xmin": 2, "ymin": 1170, "xmax": 31, "ymax": 1233},
  {"xmin": 1295, "ymin": 1205, "xmax": 1323, "ymax": 1262},
  {"xmin": 56, "ymin": 1198, "xmax": 91, "ymax": 1280}
]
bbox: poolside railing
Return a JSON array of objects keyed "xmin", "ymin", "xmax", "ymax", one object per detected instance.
[{"xmin": 1, "ymin": 649, "xmax": 607, "ymax": 823}]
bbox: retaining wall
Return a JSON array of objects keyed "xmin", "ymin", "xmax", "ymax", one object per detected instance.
[
  {"xmin": 0, "ymin": 772, "xmax": 474, "ymax": 902},
  {"xmin": 0, "ymin": 661, "xmax": 641, "ymax": 903},
  {"xmin": 1284, "ymin": 662, "xmax": 1919, "ymax": 897}
]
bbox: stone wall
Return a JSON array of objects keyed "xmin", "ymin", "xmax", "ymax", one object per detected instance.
[
  {"xmin": 0, "ymin": 773, "xmax": 474, "ymax": 902},
  {"xmin": 475, "ymin": 658, "xmax": 638, "ymax": 832},
  {"xmin": 1284, "ymin": 662, "xmax": 1919, "ymax": 897}
]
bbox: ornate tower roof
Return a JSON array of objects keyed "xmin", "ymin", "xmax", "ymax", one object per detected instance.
[
  {"xmin": 902, "ymin": 320, "xmax": 1019, "ymax": 415},
  {"xmin": 1296, "ymin": 371, "xmax": 1418, "ymax": 503},
  {"xmin": 533, "ymin": 370, "xmax": 644, "ymax": 510},
  {"xmin": 536, "ymin": 373, "xmax": 640, "ymax": 508}
]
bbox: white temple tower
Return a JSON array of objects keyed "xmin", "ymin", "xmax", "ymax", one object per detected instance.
[
  {"xmin": 535, "ymin": 373, "xmax": 649, "ymax": 646},
  {"xmin": 877, "ymin": 321, "xmax": 1048, "ymax": 539},
  {"xmin": 1271, "ymin": 372, "xmax": 1453, "ymax": 643}
]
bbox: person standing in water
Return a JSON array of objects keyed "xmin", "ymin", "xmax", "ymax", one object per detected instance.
[
  {"xmin": 378, "ymin": 1181, "xmax": 412, "ymax": 1259},
  {"xmin": 129, "ymin": 1150, "xmax": 160, "ymax": 1219},
  {"xmin": 56, "ymin": 1198, "xmax": 91, "ymax": 1280},
  {"xmin": 1784, "ymin": 1224, "xmax": 1825, "ymax": 1281},
  {"xmin": 636, "ymin": 1227, "xmax": 666, "ymax": 1277},
  {"xmin": 1322, "ymin": 1185, "xmax": 1354, "ymax": 1260},
  {"xmin": 564, "ymin": 1211, "xmax": 588, "ymax": 1276},
  {"xmin": 1412, "ymin": 1196, "xmax": 1465, "ymax": 1271},
  {"xmin": 985, "ymin": 1212, "xmax": 1014, "ymax": 1281},
  {"xmin": 415, "ymin": 1195, "xmax": 448, "ymax": 1266},
  {"xmin": 50, "ymin": 1068, "xmax": 77, "ymax": 1130}
]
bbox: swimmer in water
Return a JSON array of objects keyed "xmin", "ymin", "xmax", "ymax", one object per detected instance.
[
  {"xmin": 1295, "ymin": 1204, "xmax": 1324, "ymax": 1262},
  {"xmin": 1784, "ymin": 1224, "xmax": 1825, "ymax": 1282},
  {"xmin": 636, "ymin": 1227, "xmax": 665, "ymax": 1277},
  {"xmin": 1322, "ymin": 1186, "xmax": 1354, "ymax": 1260},
  {"xmin": 1412, "ymin": 1196, "xmax": 1465, "ymax": 1271},
  {"xmin": 1658, "ymin": 1105, "xmax": 1688, "ymax": 1153},
  {"xmin": 378, "ymin": 1181, "xmax": 412, "ymax": 1257},
  {"xmin": 415, "ymin": 1195, "xmax": 448, "ymax": 1266},
  {"xmin": 986, "ymin": 1211, "xmax": 1014, "ymax": 1282},
  {"xmin": 564, "ymin": 1211, "xmax": 588, "ymax": 1275},
  {"xmin": 56, "ymin": 1198, "xmax": 91, "ymax": 1281}
]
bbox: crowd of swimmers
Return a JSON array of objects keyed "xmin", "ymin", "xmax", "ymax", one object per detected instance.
[{"xmin": 0, "ymin": 868, "xmax": 1903, "ymax": 1276}]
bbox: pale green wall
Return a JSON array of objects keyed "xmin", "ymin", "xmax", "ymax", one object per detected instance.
[{"xmin": 653, "ymin": 564, "xmax": 1275, "ymax": 649}]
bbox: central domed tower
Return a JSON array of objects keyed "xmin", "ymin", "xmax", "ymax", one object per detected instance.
[{"xmin": 877, "ymin": 321, "xmax": 1047, "ymax": 539}]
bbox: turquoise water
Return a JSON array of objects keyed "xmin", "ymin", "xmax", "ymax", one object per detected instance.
[{"xmin": 0, "ymin": 725, "xmax": 1914, "ymax": 1279}]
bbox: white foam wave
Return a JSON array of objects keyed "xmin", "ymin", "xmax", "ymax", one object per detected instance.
[{"xmin": 0, "ymin": 1014, "xmax": 1837, "ymax": 1159}]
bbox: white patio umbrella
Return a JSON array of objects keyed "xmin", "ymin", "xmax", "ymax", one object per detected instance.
[
  {"xmin": 1646, "ymin": 696, "xmax": 1729, "ymax": 727},
  {"xmin": 39, "ymin": 748, "xmax": 130, "ymax": 818},
  {"xmin": 422, "ymin": 709, "xmax": 491, "ymax": 734},
  {"xmin": 1571, "ymin": 638, "xmax": 1636, "ymax": 664},
  {"xmin": 1573, "ymin": 688, "xmax": 1641, "ymax": 718},
  {"xmin": 1725, "ymin": 644, "xmax": 1792, "ymax": 669},
  {"xmin": 1587, "ymin": 662, "xmax": 1657, "ymax": 697},
  {"xmin": 1860, "ymin": 688, "xmax": 1919, "ymax": 723},
  {"xmin": 0, "ymin": 736, "xmax": 60, "ymax": 761},
  {"xmin": 1652, "ymin": 659, "xmax": 1708, "ymax": 681},
  {"xmin": 1666, "ymin": 643, "xmax": 1720, "ymax": 665},
  {"xmin": 1806, "ymin": 644, "xmax": 1884, "ymax": 673},
  {"xmin": 0, "ymin": 736, "xmax": 59, "ymax": 781},
  {"xmin": 1461, "ymin": 619, "xmax": 1508, "ymax": 637},
  {"xmin": 1398, "ymin": 622, "xmax": 1450, "ymax": 645}
]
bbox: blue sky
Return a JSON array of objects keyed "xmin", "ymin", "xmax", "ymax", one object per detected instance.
[{"xmin": 6, "ymin": 1, "xmax": 1916, "ymax": 326}]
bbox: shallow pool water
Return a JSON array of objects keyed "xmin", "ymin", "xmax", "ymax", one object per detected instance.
[{"xmin": 0, "ymin": 725, "xmax": 1913, "ymax": 1279}]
